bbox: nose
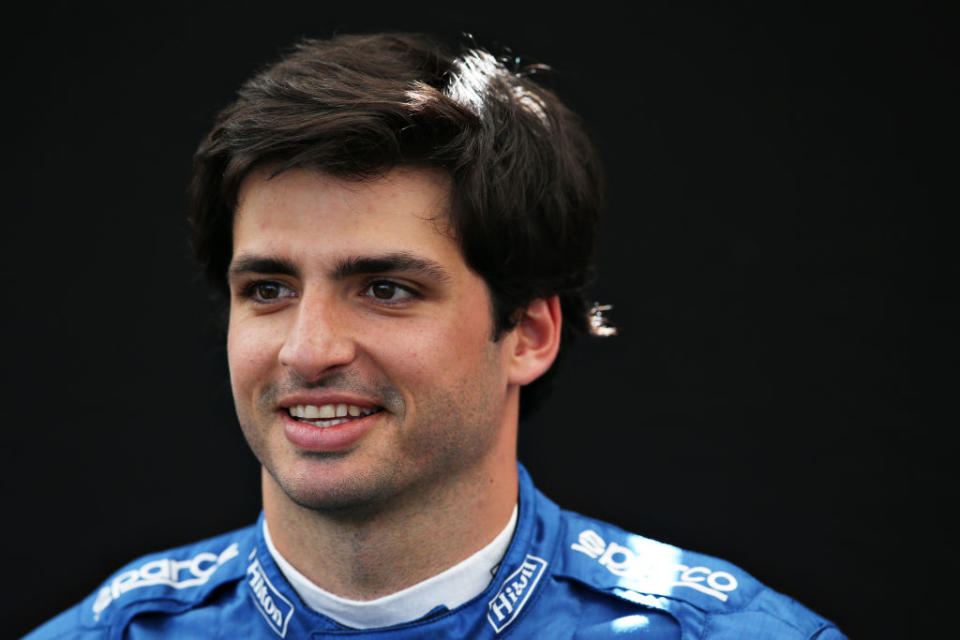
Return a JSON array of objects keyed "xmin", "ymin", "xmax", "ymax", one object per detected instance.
[{"xmin": 278, "ymin": 294, "xmax": 357, "ymax": 382}]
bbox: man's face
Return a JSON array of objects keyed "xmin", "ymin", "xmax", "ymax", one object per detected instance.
[{"xmin": 227, "ymin": 167, "xmax": 518, "ymax": 512}]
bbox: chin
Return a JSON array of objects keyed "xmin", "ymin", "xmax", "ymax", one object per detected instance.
[{"xmin": 273, "ymin": 465, "xmax": 401, "ymax": 515}]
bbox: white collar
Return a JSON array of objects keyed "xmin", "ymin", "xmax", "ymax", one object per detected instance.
[{"xmin": 263, "ymin": 505, "xmax": 518, "ymax": 629}]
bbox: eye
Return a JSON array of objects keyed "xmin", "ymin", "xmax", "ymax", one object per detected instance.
[
  {"xmin": 241, "ymin": 280, "xmax": 296, "ymax": 303},
  {"xmin": 363, "ymin": 280, "xmax": 416, "ymax": 304}
]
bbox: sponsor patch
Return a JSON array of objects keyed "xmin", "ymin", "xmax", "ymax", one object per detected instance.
[
  {"xmin": 247, "ymin": 553, "xmax": 295, "ymax": 637},
  {"xmin": 571, "ymin": 529, "xmax": 738, "ymax": 602},
  {"xmin": 487, "ymin": 554, "xmax": 548, "ymax": 633},
  {"xmin": 92, "ymin": 542, "xmax": 239, "ymax": 619}
]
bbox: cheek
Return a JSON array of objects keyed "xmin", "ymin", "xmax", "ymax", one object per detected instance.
[
  {"xmin": 383, "ymin": 311, "xmax": 499, "ymax": 386},
  {"xmin": 226, "ymin": 321, "xmax": 274, "ymax": 392}
]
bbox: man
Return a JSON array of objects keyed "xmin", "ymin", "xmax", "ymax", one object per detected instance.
[{"xmin": 26, "ymin": 33, "xmax": 845, "ymax": 639}]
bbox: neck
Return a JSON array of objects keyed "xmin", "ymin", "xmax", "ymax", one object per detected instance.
[{"xmin": 262, "ymin": 441, "xmax": 518, "ymax": 600}]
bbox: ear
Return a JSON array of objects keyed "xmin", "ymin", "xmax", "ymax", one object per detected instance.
[{"xmin": 507, "ymin": 296, "xmax": 562, "ymax": 386}]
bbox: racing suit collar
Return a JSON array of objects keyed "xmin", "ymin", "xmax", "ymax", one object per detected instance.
[{"xmin": 247, "ymin": 463, "xmax": 561, "ymax": 638}]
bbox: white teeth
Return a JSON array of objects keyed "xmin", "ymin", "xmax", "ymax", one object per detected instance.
[
  {"xmin": 288, "ymin": 403, "xmax": 380, "ymax": 425},
  {"xmin": 294, "ymin": 417, "xmax": 352, "ymax": 428}
]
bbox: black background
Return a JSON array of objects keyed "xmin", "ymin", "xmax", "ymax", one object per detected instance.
[{"xmin": 3, "ymin": 2, "xmax": 953, "ymax": 638}]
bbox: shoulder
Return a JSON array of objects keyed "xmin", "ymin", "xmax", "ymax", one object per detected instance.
[
  {"xmin": 22, "ymin": 524, "xmax": 257, "ymax": 640},
  {"xmin": 547, "ymin": 507, "xmax": 846, "ymax": 639}
]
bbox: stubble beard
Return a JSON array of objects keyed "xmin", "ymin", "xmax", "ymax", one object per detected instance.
[{"xmin": 237, "ymin": 366, "xmax": 504, "ymax": 519}]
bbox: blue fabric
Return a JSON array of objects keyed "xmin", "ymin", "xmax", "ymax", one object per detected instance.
[{"xmin": 24, "ymin": 465, "xmax": 845, "ymax": 639}]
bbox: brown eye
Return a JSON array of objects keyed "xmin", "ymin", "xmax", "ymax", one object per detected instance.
[
  {"xmin": 256, "ymin": 282, "xmax": 282, "ymax": 300},
  {"xmin": 246, "ymin": 281, "xmax": 294, "ymax": 302},
  {"xmin": 363, "ymin": 280, "xmax": 415, "ymax": 304},
  {"xmin": 371, "ymin": 282, "xmax": 398, "ymax": 299}
]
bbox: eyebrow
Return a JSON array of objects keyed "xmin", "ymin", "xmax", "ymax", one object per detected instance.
[
  {"xmin": 332, "ymin": 252, "xmax": 452, "ymax": 284},
  {"xmin": 228, "ymin": 255, "xmax": 299, "ymax": 280},
  {"xmin": 228, "ymin": 251, "xmax": 451, "ymax": 284}
]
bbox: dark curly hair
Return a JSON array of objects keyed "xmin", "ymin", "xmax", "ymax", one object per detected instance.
[{"xmin": 188, "ymin": 32, "xmax": 607, "ymax": 418}]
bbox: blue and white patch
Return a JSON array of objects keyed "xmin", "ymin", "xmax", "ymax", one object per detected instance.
[
  {"xmin": 487, "ymin": 554, "xmax": 548, "ymax": 633},
  {"xmin": 91, "ymin": 542, "xmax": 239, "ymax": 620},
  {"xmin": 571, "ymin": 528, "xmax": 739, "ymax": 602},
  {"xmin": 247, "ymin": 551, "xmax": 295, "ymax": 637}
]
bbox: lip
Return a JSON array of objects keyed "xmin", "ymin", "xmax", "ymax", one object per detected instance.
[
  {"xmin": 277, "ymin": 391, "xmax": 382, "ymax": 411},
  {"xmin": 281, "ymin": 409, "xmax": 382, "ymax": 452}
]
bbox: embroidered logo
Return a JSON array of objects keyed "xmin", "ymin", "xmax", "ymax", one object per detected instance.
[
  {"xmin": 486, "ymin": 554, "xmax": 548, "ymax": 633},
  {"xmin": 91, "ymin": 542, "xmax": 239, "ymax": 619},
  {"xmin": 247, "ymin": 551, "xmax": 295, "ymax": 637},
  {"xmin": 571, "ymin": 529, "xmax": 739, "ymax": 602}
]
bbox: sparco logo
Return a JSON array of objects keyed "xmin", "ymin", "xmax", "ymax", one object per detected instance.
[
  {"xmin": 92, "ymin": 542, "xmax": 239, "ymax": 619},
  {"xmin": 571, "ymin": 529, "xmax": 739, "ymax": 602},
  {"xmin": 486, "ymin": 554, "xmax": 547, "ymax": 633},
  {"xmin": 247, "ymin": 552, "xmax": 295, "ymax": 637}
]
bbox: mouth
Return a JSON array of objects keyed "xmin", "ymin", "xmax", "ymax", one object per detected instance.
[{"xmin": 286, "ymin": 403, "xmax": 383, "ymax": 429}]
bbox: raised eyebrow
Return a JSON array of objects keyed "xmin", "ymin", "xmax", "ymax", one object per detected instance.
[
  {"xmin": 228, "ymin": 254, "xmax": 300, "ymax": 280},
  {"xmin": 332, "ymin": 252, "xmax": 452, "ymax": 284}
]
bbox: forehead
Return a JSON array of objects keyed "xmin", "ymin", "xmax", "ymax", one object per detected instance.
[{"xmin": 232, "ymin": 166, "xmax": 459, "ymax": 263}]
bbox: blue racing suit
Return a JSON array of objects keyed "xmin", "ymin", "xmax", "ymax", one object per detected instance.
[{"xmin": 24, "ymin": 465, "xmax": 846, "ymax": 639}]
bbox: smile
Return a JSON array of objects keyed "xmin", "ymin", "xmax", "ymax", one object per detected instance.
[{"xmin": 287, "ymin": 404, "xmax": 382, "ymax": 428}]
